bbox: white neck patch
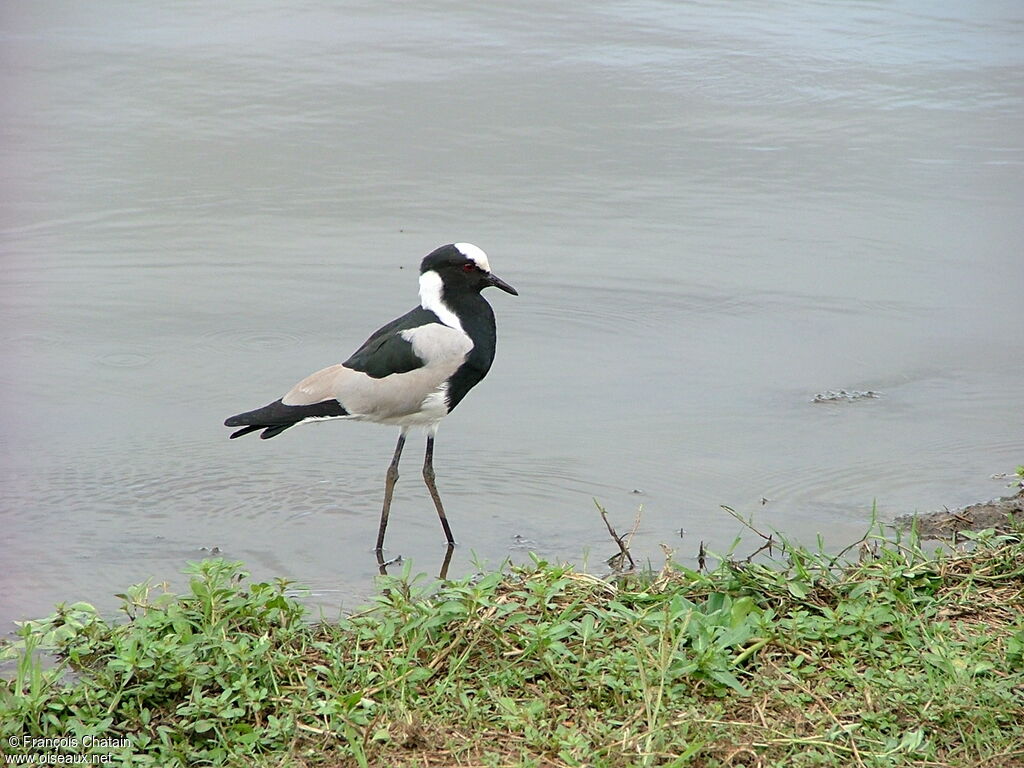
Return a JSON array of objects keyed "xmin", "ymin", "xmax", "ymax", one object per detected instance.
[
  {"xmin": 454, "ymin": 242, "xmax": 491, "ymax": 272},
  {"xmin": 418, "ymin": 270, "xmax": 464, "ymax": 332}
]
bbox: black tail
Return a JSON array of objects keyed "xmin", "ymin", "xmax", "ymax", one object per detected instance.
[{"xmin": 224, "ymin": 398, "xmax": 348, "ymax": 440}]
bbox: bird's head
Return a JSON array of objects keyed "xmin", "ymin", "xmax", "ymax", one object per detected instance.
[{"xmin": 419, "ymin": 243, "xmax": 518, "ymax": 297}]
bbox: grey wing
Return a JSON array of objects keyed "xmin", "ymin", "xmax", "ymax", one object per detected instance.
[{"xmin": 283, "ymin": 324, "xmax": 474, "ymax": 422}]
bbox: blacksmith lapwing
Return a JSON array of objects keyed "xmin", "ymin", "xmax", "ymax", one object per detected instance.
[{"xmin": 224, "ymin": 243, "xmax": 517, "ymax": 553}]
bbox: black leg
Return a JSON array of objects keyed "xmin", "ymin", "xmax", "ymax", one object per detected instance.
[
  {"xmin": 422, "ymin": 434, "xmax": 456, "ymax": 546},
  {"xmin": 375, "ymin": 432, "xmax": 406, "ymax": 553},
  {"xmin": 439, "ymin": 544, "xmax": 454, "ymax": 580}
]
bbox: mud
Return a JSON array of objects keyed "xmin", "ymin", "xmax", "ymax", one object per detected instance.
[{"xmin": 894, "ymin": 488, "xmax": 1024, "ymax": 540}]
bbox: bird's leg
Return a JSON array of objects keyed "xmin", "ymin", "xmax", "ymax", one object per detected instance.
[
  {"xmin": 439, "ymin": 544, "xmax": 454, "ymax": 580},
  {"xmin": 422, "ymin": 433, "xmax": 456, "ymax": 546},
  {"xmin": 375, "ymin": 431, "xmax": 407, "ymax": 553}
]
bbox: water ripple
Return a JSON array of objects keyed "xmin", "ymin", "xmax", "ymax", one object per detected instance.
[{"xmin": 197, "ymin": 328, "xmax": 304, "ymax": 352}]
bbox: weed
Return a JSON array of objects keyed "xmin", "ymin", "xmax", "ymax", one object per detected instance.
[{"xmin": 2, "ymin": 529, "xmax": 1023, "ymax": 767}]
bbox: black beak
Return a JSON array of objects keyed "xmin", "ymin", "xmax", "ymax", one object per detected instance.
[{"xmin": 487, "ymin": 273, "xmax": 518, "ymax": 296}]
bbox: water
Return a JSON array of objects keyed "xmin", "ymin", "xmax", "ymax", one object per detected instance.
[{"xmin": 2, "ymin": 0, "xmax": 1022, "ymax": 626}]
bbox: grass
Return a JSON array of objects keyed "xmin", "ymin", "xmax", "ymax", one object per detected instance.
[{"xmin": 2, "ymin": 523, "xmax": 1023, "ymax": 767}]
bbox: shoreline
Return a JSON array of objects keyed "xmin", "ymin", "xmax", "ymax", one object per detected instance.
[
  {"xmin": 894, "ymin": 487, "xmax": 1024, "ymax": 540},
  {"xmin": 2, "ymin": 495, "xmax": 1023, "ymax": 766}
]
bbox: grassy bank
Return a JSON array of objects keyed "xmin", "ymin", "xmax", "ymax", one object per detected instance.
[{"xmin": 2, "ymin": 525, "xmax": 1023, "ymax": 767}]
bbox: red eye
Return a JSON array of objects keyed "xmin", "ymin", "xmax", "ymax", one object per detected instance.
[{"xmin": 462, "ymin": 263, "xmax": 476, "ymax": 272}]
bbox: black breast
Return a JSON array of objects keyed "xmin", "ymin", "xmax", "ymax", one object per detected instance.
[{"xmin": 445, "ymin": 294, "xmax": 498, "ymax": 411}]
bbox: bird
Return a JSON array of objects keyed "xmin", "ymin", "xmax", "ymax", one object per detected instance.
[{"xmin": 224, "ymin": 242, "xmax": 517, "ymax": 553}]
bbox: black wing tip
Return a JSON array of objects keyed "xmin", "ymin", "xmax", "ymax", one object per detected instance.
[
  {"xmin": 226, "ymin": 424, "xmax": 289, "ymax": 439},
  {"xmin": 227, "ymin": 423, "xmax": 289, "ymax": 439},
  {"xmin": 224, "ymin": 399, "xmax": 345, "ymax": 440}
]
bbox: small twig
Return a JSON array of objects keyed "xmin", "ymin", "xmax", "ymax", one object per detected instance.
[
  {"xmin": 744, "ymin": 538, "xmax": 776, "ymax": 564},
  {"xmin": 720, "ymin": 505, "xmax": 787, "ymax": 563},
  {"xmin": 595, "ymin": 500, "xmax": 637, "ymax": 571},
  {"xmin": 624, "ymin": 505, "xmax": 643, "ymax": 548},
  {"xmin": 721, "ymin": 505, "xmax": 775, "ymax": 543}
]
